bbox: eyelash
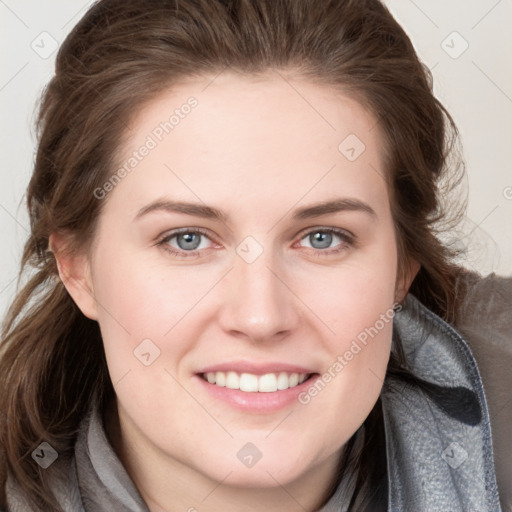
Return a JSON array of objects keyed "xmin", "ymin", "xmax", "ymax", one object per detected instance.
[{"xmin": 156, "ymin": 227, "xmax": 356, "ymax": 259}]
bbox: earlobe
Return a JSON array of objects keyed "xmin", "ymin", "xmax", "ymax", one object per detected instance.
[
  {"xmin": 395, "ymin": 258, "xmax": 420, "ymax": 304},
  {"xmin": 49, "ymin": 232, "xmax": 99, "ymax": 321}
]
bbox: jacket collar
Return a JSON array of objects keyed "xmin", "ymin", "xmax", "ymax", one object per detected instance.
[{"xmin": 380, "ymin": 294, "xmax": 501, "ymax": 511}]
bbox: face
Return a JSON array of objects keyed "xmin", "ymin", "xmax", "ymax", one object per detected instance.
[{"xmin": 57, "ymin": 72, "xmax": 412, "ymax": 495}]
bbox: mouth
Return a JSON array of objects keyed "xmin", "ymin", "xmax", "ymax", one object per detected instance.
[
  {"xmin": 194, "ymin": 362, "xmax": 319, "ymax": 412},
  {"xmin": 199, "ymin": 371, "xmax": 315, "ymax": 392}
]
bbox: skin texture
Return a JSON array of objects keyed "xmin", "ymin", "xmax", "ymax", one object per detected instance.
[{"xmin": 52, "ymin": 71, "xmax": 417, "ymax": 511}]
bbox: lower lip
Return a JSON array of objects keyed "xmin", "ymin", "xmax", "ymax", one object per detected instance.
[{"xmin": 194, "ymin": 374, "xmax": 319, "ymax": 413}]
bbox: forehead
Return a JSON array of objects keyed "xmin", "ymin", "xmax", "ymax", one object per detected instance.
[{"xmin": 106, "ymin": 71, "xmax": 389, "ymax": 217}]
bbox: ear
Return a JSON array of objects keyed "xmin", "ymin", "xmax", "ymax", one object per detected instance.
[
  {"xmin": 395, "ymin": 257, "xmax": 420, "ymax": 304},
  {"xmin": 49, "ymin": 232, "xmax": 99, "ymax": 321}
]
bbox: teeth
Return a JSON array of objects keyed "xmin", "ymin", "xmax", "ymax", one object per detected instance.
[
  {"xmin": 289, "ymin": 373, "xmax": 299, "ymax": 387},
  {"xmin": 277, "ymin": 372, "xmax": 289, "ymax": 390},
  {"xmin": 259, "ymin": 373, "xmax": 277, "ymax": 392},
  {"xmin": 203, "ymin": 371, "xmax": 309, "ymax": 392},
  {"xmin": 240, "ymin": 373, "xmax": 259, "ymax": 392},
  {"xmin": 225, "ymin": 371, "xmax": 239, "ymax": 389},
  {"xmin": 216, "ymin": 371, "xmax": 226, "ymax": 387}
]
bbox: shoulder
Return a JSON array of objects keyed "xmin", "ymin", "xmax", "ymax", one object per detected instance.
[
  {"xmin": 454, "ymin": 270, "xmax": 512, "ymax": 380},
  {"xmin": 456, "ymin": 270, "xmax": 512, "ymax": 324},
  {"xmin": 454, "ymin": 270, "xmax": 512, "ymax": 511}
]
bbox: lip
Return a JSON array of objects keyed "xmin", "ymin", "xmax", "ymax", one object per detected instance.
[
  {"xmin": 193, "ymin": 361, "xmax": 319, "ymax": 413},
  {"xmin": 196, "ymin": 361, "xmax": 315, "ymax": 375}
]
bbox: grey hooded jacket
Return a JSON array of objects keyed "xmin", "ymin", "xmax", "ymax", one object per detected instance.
[{"xmin": 4, "ymin": 272, "xmax": 511, "ymax": 511}]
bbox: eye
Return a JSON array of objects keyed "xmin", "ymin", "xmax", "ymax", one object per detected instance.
[
  {"xmin": 297, "ymin": 227, "xmax": 355, "ymax": 256},
  {"xmin": 156, "ymin": 228, "xmax": 215, "ymax": 258},
  {"xmin": 156, "ymin": 226, "xmax": 355, "ymax": 259}
]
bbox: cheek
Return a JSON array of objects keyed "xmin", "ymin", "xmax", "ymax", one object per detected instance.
[
  {"xmin": 90, "ymin": 241, "xmax": 232, "ymax": 396},
  {"xmin": 294, "ymin": 245, "xmax": 396, "ymax": 445},
  {"xmin": 298, "ymin": 315, "xmax": 393, "ymax": 463},
  {"xmin": 303, "ymin": 243, "xmax": 398, "ymax": 349},
  {"xmin": 90, "ymin": 252, "xmax": 195, "ymax": 379}
]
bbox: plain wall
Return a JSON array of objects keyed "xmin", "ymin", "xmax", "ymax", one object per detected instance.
[{"xmin": 1, "ymin": 0, "xmax": 511, "ymax": 321}]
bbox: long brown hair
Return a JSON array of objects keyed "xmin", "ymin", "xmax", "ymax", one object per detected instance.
[{"xmin": 0, "ymin": 0, "xmax": 466, "ymax": 510}]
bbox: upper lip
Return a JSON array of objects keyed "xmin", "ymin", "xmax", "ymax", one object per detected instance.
[{"xmin": 196, "ymin": 361, "xmax": 316, "ymax": 375}]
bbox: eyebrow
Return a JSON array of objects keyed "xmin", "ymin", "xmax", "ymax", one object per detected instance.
[{"xmin": 134, "ymin": 197, "xmax": 377, "ymax": 223}]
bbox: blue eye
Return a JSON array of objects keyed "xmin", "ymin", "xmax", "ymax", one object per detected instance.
[
  {"xmin": 173, "ymin": 232, "xmax": 202, "ymax": 250},
  {"xmin": 157, "ymin": 228, "xmax": 214, "ymax": 258},
  {"xmin": 298, "ymin": 228, "xmax": 354, "ymax": 255},
  {"xmin": 156, "ymin": 227, "xmax": 355, "ymax": 259}
]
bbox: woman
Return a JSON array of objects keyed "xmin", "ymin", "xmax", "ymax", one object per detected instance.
[{"xmin": 0, "ymin": 0, "xmax": 510, "ymax": 510}]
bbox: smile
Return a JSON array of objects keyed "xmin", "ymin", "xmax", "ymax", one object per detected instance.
[{"xmin": 201, "ymin": 371, "xmax": 311, "ymax": 392}]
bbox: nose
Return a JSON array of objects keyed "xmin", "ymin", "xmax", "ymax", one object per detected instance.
[{"xmin": 216, "ymin": 244, "xmax": 300, "ymax": 344}]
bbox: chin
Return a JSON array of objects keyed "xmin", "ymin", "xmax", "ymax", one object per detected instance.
[{"xmin": 191, "ymin": 439, "xmax": 320, "ymax": 489}]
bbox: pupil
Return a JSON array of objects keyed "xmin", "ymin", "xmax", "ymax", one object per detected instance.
[
  {"xmin": 178, "ymin": 232, "xmax": 200, "ymax": 250},
  {"xmin": 311, "ymin": 231, "xmax": 332, "ymax": 249}
]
